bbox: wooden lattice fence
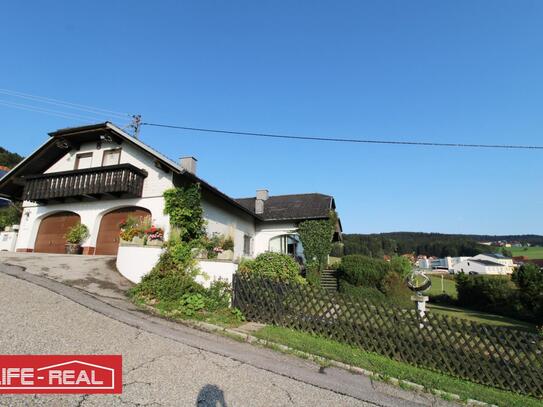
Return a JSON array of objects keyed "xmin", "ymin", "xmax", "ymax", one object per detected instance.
[{"xmin": 232, "ymin": 274, "xmax": 543, "ymax": 397}]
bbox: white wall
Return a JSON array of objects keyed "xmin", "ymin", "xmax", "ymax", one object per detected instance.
[
  {"xmin": 46, "ymin": 140, "xmax": 174, "ymax": 198},
  {"xmin": 201, "ymin": 194, "xmax": 255, "ymax": 260},
  {"xmin": 116, "ymin": 245, "xmax": 164, "ymax": 283},
  {"xmin": 451, "ymin": 260, "xmax": 511, "ymax": 275},
  {"xmin": 17, "ymin": 196, "xmax": 169, "ymax": 251},
  {"xmin": 253, "ymin": 221, "xmax": 298, "ymax": 256},
  {"xmin": 17, "ymin": 139, "xmax": 175, "ymax": 251},
  {"xmin": 195, "ymin": 260, "xmax": 238, "ymax": 288}
]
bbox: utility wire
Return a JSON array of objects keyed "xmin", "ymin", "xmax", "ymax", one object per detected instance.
[
  {"xmin": 0, "ymin": 88, "xmax": 130, "ymax": 119},
  {"xmin": 141, "ymin": 122, "xmax": 543, "ymax": 150},
  {"xmin": 0, "ymin": 99, "xmax": 103, "ymax": 122}
]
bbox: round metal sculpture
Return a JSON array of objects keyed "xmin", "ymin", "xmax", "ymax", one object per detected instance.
[{"xmin": 406, "ymin": 269, "xmax": 432, "ymax": 295}]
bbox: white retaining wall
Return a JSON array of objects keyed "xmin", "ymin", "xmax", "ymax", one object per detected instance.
[
  {"xmin": 116, "ymin": 245, "xmax": 238, "ymax": 287},
  {"xmin": 116, "ymin": 245, "xmax": 164, "ymax": 283},
  {"xmin": 195, "ymin": 260, "xmax": 238, "ymax": 288}
]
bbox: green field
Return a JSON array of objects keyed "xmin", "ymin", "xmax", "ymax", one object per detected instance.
[
  {"xmin": 509, "ymin": 246, "xmax": 543, "ymax": 259},
  {"xmin": 427, "ymin": 275, "xmax": 457, "ymax": 298}
]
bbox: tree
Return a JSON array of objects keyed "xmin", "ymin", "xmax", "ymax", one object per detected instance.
[{"xmin": 0, "ymin": 146, "xmax": 23, "ymax": 168}]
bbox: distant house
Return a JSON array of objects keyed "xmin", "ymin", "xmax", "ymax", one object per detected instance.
[{"xmin": 451, "ymin": 253, "xmax": 514, "ymax": 275}]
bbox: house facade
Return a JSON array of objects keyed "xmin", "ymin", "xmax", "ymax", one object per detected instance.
[{"xmin": 0, "ymin": 122, "xmax": 341, "ymax": 261}]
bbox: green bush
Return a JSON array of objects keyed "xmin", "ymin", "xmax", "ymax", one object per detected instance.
[
  {"xmin": 337, "ymin": 255, "xmax": 389, "ymax": 288},
  {"xmin": 205, "ymin": 280, "xmax": 232, "ymax": 311},
  {"xmin": 455, "ymin": 274, "xmax": 515, "ymax": 313},
  {"xmin": 512, "ymin": 263, "xmax": 543, "ymax": 323},
  {"xmin": 379, "ymin": 271, "xmax": 413, "ymax": 308},
  {"xmin": 239, "ymin": 252, "xmax": 304, "ymax": 284},
  {"xmin": 0, "ymin": 205, "xmax": 20, "ymax": 230},
  {"xmin": 129, "ymin": 271, "xmax": 204, "ymax": 302},
  {"xmin": 339, "ymin": 281, "xmax": 387, "ymax": 303}
]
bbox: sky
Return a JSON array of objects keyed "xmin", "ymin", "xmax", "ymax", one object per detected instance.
[{"xmin": 0, "ymin": 1, "xmax": 542, "ymax": 234}]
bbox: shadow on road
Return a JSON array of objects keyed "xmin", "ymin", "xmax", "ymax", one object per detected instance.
[{"xmin": 196, "ymin": 384, "xmax": 228, "ymax": 406}]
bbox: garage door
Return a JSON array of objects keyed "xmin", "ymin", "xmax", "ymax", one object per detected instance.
[
  {"xmin": 95, "ymin": 207, "xmax": 151, "ymax": 255},
  {"xmin": 34, "ymin": 212, "xmax": 81, "ymax": 254}
]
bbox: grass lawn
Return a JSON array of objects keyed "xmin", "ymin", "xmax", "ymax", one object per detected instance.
[
  {"xmin": 510, "ymin": 246, "xmax": 543, "ymax": 259},
  {"xmin": 427, "ymin": 304, "xmax": 536, "ymax": 331},
  {"xmin": 254, "ymin": 325, "xmax": 543, "ymax": 407},
  {"xmin": 427, "ymin": 275, "xmax": 457, "ymax": 298}
]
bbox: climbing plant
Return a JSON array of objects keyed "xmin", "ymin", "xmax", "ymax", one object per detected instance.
[
  {"xmin": 297, "ymin": 211, "xmax": 336, "ymax": 272},
  {"xmin": 163, "ymin": 184, "xmax": 206, "ymax": 242}
]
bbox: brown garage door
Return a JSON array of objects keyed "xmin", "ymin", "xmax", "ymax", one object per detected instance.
[
  {"xmin": 95, "ymin": 207, "xmax": 151, "ymax": 255},
  {"xmin": 34, "ymin": 212, "xmax": 81, "ymax": 254}
]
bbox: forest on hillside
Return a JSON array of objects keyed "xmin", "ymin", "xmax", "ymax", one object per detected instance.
[
  {"xmin": 0, "ymin": 146, "xmax": 23, "ymax": 168},
  {"xmin": 342, "ymin": 232, "xmax": 543, "ymax": 258}
]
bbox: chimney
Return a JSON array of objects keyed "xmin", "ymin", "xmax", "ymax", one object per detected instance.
[
  {"xmin": 180, "ymin": 156, "xmax": 197, "ymax": 174},
  {"xmin": 255, "ymin": 189, "xmax": 269, "ymax": 214}
]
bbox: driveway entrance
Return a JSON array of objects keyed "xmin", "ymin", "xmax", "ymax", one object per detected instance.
[{"xmin": 0, "ymin": 252, "xmax": 132, "ymax": 299}]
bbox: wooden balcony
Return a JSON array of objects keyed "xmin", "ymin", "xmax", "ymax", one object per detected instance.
[{"xmin": 22, "ymin": 164, "xmax": 148, "ymax": 203}]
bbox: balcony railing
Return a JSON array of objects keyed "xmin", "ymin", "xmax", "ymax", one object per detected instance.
[{"xmin": 23, "ymin": 164, "xmax": 148, "ymax": 203}]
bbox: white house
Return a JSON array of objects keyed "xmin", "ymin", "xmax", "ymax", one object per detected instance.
[
  {"xmin": 472, "ymin": 253, "xmax": 515, "ymax": 273},
  {"xmin": 450, "ymin": 254, "xmax": 513, "ymax": 276},
  {"xmin": 0, "ymin": 122, "xmax": 342, "ymax": 266}
]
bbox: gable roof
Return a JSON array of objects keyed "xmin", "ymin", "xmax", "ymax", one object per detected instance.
[
  {"xmin": 235, "ymin": 193, "xmax": 335, "ymax": 221},
  {"xmin": 0, "ymin": 122, "xmax": 258, "ymax": 219},
  {"xmin": 470, "ymin": 259, "xmax": 507, "ymax": 267}
]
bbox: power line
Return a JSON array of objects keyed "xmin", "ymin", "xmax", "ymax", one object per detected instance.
[
  {"xmin": 141, "ymin": 122, "xmax": 543, "ymax": 150},
  {"xmin": 0, "ymin": 88, "xmax": 130, "ymax": 119},
  {"xmin": 0, "ymin": 99, "xmax": 103, "ymax": 122}
]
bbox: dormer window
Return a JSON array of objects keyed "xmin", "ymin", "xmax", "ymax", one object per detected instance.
[{"xmin": 102, "ymin": 148, "xmax": 121, "ymax": 166}]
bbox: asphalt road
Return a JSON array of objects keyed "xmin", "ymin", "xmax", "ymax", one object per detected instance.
[{"xmin": 0, "ymin": 262, "xmax": 456, "ymax": 407}]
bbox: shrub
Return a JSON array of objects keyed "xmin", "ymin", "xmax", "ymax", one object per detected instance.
[
  {"xmin": 205, "ymin": 280, "xmax": 232, "ymax": 311},
  {"xmin": 389, "ymin": 256, "xmax": 412, "ymax": 280},
  {"xmin": 129, "ymin": 271, "xmax": 204, "ymax": 302},
  {"xmin": 455, "ymin": 273, "xmax": 517, "ymax": 314},
  {"xmin": 512, "ymin": 263, "xmax": 543, "ymax": 323},
  {"xmin": 65, "ymin": 223, "xmax": 89, "ymax": 244},
  {"xmin": 337, "ymin": 255, "xmax": 389, "ymax": 288},
  {"xmin": 379, "ymin": 271, "xmax": 413, "ymax": 308},
  {"xmin": 339, "ymin": 281, "xmax": 387, "ymax": 303},
  {"xmin": 239, "ymin": 252, "xmax": 304, "ymax": 284}
]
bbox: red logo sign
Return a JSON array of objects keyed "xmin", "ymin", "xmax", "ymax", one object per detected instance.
[{"xmin": 0, "ymin": 355, "xmax": 122, "ymax": 394}]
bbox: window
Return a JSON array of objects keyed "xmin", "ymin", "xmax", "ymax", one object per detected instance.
[
  {"xmin": 269, "ymin": 234, "xmax": 302, "ymax": 259},
  {"xmin": 243, "ymin": 235, "xmax": 252, "ymax": 256},
  {"xmin": 102, "ymin": 149, "xmax": 121, "ymax": 166},
  {"xmin": 74, "ymin": 153, "xmax": 93, "ymax": 169}
]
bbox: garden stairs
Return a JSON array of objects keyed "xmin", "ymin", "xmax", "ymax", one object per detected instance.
[{"xmin": 321, "ymin": 269, "xmax": 338, "ymax": 292}]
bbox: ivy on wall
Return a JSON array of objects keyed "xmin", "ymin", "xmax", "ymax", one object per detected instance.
[
  {"xmin": 163, "ymin": 184, "xmax": 206, "ymax": 242},
  {"xmin": 297, "ymin": 211, "xmax": 336, "ymax": 272}
]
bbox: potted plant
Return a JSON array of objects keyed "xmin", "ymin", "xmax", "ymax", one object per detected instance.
[
  {"xmin": 64, "ymin": 223, "xmax": 89, "ymax": 254},
  {"xmin": 144, "ymin": 226, "xmax": 164, "ymax": 246}
]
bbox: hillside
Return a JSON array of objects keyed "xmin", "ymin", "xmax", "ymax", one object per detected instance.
[
  {"xmin": 343, "ymin": 232, "xmax": 543, "ymax": 258},
  {"xmin": 0, "ymin": 146, "xmax": 23, "ymax": 168}
]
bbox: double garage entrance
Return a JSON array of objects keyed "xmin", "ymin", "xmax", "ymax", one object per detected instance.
[{"xmin": 34, "ymin": 207, "xmax": 151, "ymax": 255}]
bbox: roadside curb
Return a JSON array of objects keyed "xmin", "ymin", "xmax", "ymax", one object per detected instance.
[{"xmin": 137, "ymin": 304, "xmax": 497, "ymax": 407}]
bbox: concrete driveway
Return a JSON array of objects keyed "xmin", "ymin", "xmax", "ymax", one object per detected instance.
[{"xmin": 0, "ymin": 252, "xmax": 133, "ymax": 299}]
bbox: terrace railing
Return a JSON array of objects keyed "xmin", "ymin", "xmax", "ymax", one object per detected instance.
[{"xmin": 22, "ymin": 164, "xmax": 147, "ymax": 203}]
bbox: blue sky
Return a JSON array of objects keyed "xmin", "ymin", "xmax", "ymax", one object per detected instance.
[{"xmin": 1, "ymin": 1, "xmax": 542, "ymax": 234}]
